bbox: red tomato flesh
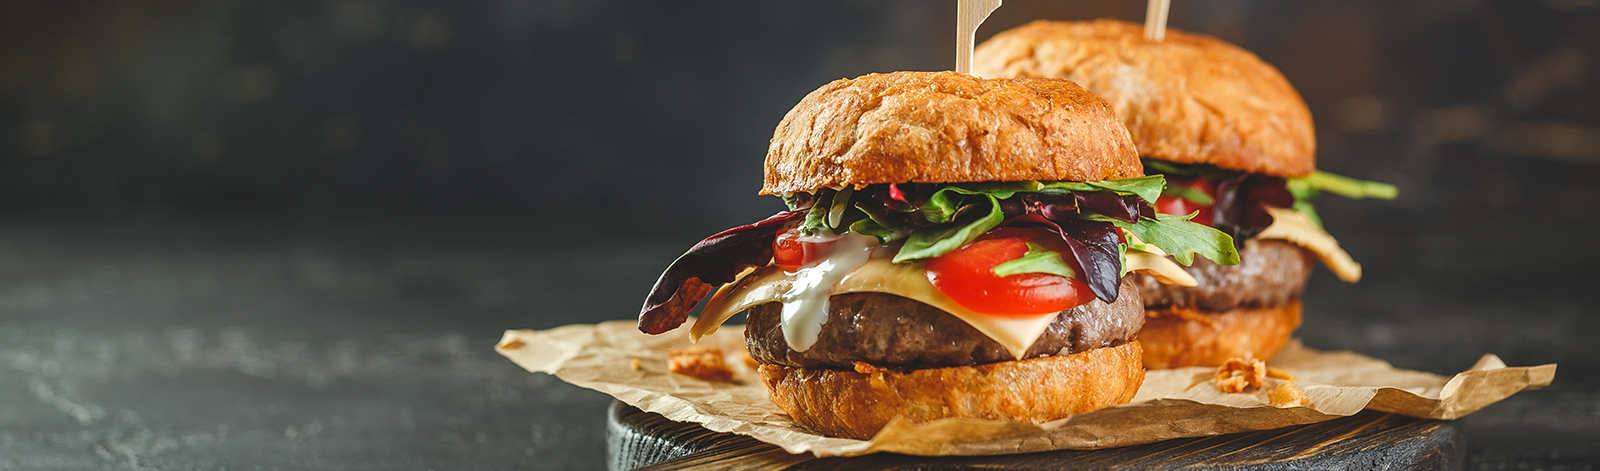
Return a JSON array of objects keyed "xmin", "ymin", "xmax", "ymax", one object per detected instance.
[
  {"xmin": 1155, "ymin": 177, "xmax": 1217, "ymax": 226},
  {"xmin": 772, "ymin": 229, "xmax": 842, "ymax": 272},
  {"xmin": 924, "ymin": 228, "xmax": 1094, "ymax": 317},
  {"xmin": 772, "ymin": 230, "xmax": 805, "ymax": 272}
]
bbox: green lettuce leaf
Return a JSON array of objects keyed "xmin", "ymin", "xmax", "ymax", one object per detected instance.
[
  {"xmin": 992, "ymin": 242, "xmax": 1079, "ymax": 279},
  {"xmin": 1094, "ymin": 212, "xmax": 1240, "ymax": 266},
  {"xmin": 1161, "ymin": 184, "xmax": 1214, "ymax": 205},
  {"xmin": 1039, "ymin": 175, "xmax": 1165, "ymax": 203},
  {"xmin": 799, "ymin": 191, "xmax": 833, "ymax": 234},
  {"xmin": 1289, "ymin": 171, "xmax": 1397, "ymax": 200},
  {"xmin": 894, "ymin": 194, "xmax": 1004, "ymax": 262},
  {"xmin": 826, "ymin": 186, "xmax": 855, "ymax": 229}
]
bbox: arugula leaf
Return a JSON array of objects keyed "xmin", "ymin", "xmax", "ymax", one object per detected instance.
[
  {"xmin": 1290, "ymin": 171, "xmax": 1397, "ymax": 200},
  {"xmin": 800, "ymin": 191, "xmax": 838, "ymax": 235},
  {"xmin": 918, "ymin": 188, "xmax": 963, "ymax": 223},
  {"xmin": 1289, "ymin": 192, "xmax": 1324, "ymax": 227},
  {"xmin": 1162, "ymin": 184, "xmax": 1215, "ymax": 205},
  {"xmin": 852, "ymin": 202, "xmax": 909, "ymax": 242},
  {"xmin": 953, "ymin": 181, "xmax": 1041, "ymax": 198},
  {"xmin": 894, "ymin": 194, "xmax": 1005, "ymax": 262},
  {"xmin": 992, "ymin": 242, "xmax": 1078, "ymax": 279},
  {"xmin": 917, "ymin": 185, "xmax": 1025, "ymax": 223},
  {"xmin": 849, "ymin": 218, "xmax": 897, "ymax": 241},
  {"xmin": 1039, "ymin": 175, "xmax": 1166, "ymax": 204},
  {"xmin": 800, "ymin": 191, "xmax": 833, "ymax": 235},
  {"xmin": 1098, "ymin": 212, "xmax": 1240, "ymax": 266},
  {"xmin": 827, "ymin": 186, "xmax": 854, "ymax": 229}
]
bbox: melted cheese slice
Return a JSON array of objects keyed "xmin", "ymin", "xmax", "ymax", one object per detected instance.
[
  {"xmin": 1257, "ymin": 207, "xmax": 1362, "ymax": 282},
  {"xmin": 690, "ymin": 259, "xmax": 1059, "ymax": 359},
  {"xmin": 1123, "ymin": 233, "xmax": 1198, "ymax": 287}
]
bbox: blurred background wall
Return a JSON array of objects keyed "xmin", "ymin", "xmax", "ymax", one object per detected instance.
[{"xmin": 2, "ymin": 0, "xmax": 1595, "ymax": 233}]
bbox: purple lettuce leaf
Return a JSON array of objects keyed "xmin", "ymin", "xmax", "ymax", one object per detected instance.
[
  {"xmin": 637, "ymin": 210, "xmax": 805, "ymax": 334},
  {"xmin": 1214, "ymin": 175, "xmax": 1294, "ymax": 246}
]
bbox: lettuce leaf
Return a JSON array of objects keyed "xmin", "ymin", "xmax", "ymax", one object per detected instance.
[
  {"xmin": 1095, "ymin": 212, "xmax": 1240, "ymax": 266},
  {"xmin": 638, "ymin": 210, "xmax": 806, "ymax": 334},
  {"xmin": 1290, "ymin": 171, "xmax": 1398, "ymax": 200},
  {"xmin": 1040, "ymin": 175, "xmax": 1165, "ymax": 204},
  {"xmin": 893, "ymin": 194, "xmax": 1004, "ymax": 262},
  {"xmin": 992, "ymin": 242, "xmax": 1078, "ymax": 278},
  {"xmin": 799, "ymin": 191, "xmax": 833, "ymax": 235},
  {"xmin": 1162, "ymin": 183, "xmax": 1214, "ymax": 205}
]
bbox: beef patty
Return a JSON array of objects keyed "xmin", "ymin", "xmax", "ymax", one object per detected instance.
[
  {"xmin": 745, "ymin": 277, "xmax": 1143, "ymax": 370},
  {"xmin": 1135, "ymin": 239, "xmax": 1314, "ymax": 312}
]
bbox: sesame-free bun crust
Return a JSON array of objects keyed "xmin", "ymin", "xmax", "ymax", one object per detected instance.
[
  {"xmin": 762, "ymin": 71, "xmax": 1141, "ymax": 195},
  {"xmin": 1139, "ymin": 302, "xmax": 1303, "ymax": 369},
  {"xmin": 973, "ymin": 20, "xmax": 1315, "ymax": 177},
  {"xmin": 758, "ymin": 341, "xmax": 1145, "ymax": 440}
]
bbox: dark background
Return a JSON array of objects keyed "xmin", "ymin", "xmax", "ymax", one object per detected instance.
[{"xmin": 0, "ymin": 0, "xmax": 1596, "ymax": 469}]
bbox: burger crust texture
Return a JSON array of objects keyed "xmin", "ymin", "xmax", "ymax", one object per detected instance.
[
  {"xmin": 761, "ymin": 70, "xmax": 1142, "ymax": 195},
  {"xmin": 972, "ymin": 19, "xmax": 1315, "ymax": 177},
  {"xmin": 758, "ymin": 341, "xmax": 1145, "ymax": 440},
  {"xmin": 1139, "ymin": 302, "xmax": 1302, "ymax": 369}
]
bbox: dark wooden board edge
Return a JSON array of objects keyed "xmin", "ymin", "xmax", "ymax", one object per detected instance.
[{"xmin": 607, "ymin": 401, "xmax": 1464, "ymax": 471}]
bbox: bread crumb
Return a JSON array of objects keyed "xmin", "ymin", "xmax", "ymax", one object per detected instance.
[
  {"xmin": 666, "ymin": 345, "xmax": 734, "ymax": 382},
  {"xmin": 1269, "ymin": 380, "xmax": 1312, "ymax": 408},
  {"xmin": 630, "ymin": 358, "xmax": 642, "ymax": 370},
  {"xmin": 738, "ymin": 352, "xmax": 761, "ymax": 369},
  {"xmin": 1266, "ymin": 367, "xmax": 1297, "ymax": 381},
  {"xmin": 1215, "ymin": 356, "xmax": 1267, "ymax": 393},
  {"xmin": 853, "ymin": 362, "xmax": 892, "ymax": 375}
]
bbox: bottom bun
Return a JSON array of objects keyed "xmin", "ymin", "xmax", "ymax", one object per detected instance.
[
  {"xmin": 758, "ymin": 341, "xmax": 1145, "ymax": 440},
  {"xmin": 1139, "ymin": 301, "xmax": 1302, "ymax": 369}
]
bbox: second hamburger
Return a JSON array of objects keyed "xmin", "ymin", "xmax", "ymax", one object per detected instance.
[{"xmin": 975, "ymin": 19, "xmax": 1397, "ymax": 369}]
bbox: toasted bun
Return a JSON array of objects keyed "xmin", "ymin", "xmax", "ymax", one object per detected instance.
[
  {"xmin": 1139, "ymin": 302, "xmax": 1303, "ymax": 369},
  {"xmin": 758, "ymin": 341, "xmax": 1144, "ymax": 440},
  {"xmin": 973, "ymin": 19, "xmax": 1315, "ymax": 177},
  {"xmin": 761, "ymin": 71, "xmax": 1141, "ymax": 195}
]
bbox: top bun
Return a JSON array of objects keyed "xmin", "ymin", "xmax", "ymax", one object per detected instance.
[
  {"xmin": 761, "ymin": 71, "xmax": 1141, "ymax": 195},
  {"xmin": 973, "ymin": 19, "xmax": 1315, "ymax": 177}
]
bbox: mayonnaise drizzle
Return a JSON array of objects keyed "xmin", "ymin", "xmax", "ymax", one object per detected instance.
[{"xmin": 778, "ymin": 232, "xmax": 876, "ymax": 352}]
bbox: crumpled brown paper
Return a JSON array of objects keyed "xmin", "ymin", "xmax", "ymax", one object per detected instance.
[{"xmin": 495, "ymin": 320, "xmax": 1555, "ymax": 457}]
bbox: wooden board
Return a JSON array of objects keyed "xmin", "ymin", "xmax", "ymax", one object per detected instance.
[{"xmin": 605, "ymin": 401, "xmax": 1464, "ymax": 470}]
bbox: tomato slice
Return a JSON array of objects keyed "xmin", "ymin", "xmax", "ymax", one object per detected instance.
[
  {"xmin": 924, "ymin": 228, "xmax": 1094, "ymax": 316},
  {"xmin": 1155, "ymin": 177, "xmax": 1217, "ymax": 226},
  {"xmin": 773, "ymin": 230, "xmax": 805, "ymax": 272},
  {"xmin": 772, "ymin": 229, "xmax": 844, "ymax": 272}
]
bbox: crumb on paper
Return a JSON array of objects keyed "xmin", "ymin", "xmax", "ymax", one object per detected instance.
[
  {"xmin": 1215, "ymin": 356, "xmax": 1267, "ymax": 393},
  {"xmin": 853, "ymin": 362, "xmax": 892, "ymax": 375},
  {"xmin": 629, "ymin": 358, "xmax": 642, "ymax": 370},
  {"xmin": 738, "ymin": 352, "xmax": 761, "ymax": 370},
  {"xmin": 496, "ymin": 337, "xmax": 524, "ymax": 350},
  {"xmin": 1266, "ymin": 367, "xmax": 1297, "ymax": 381},
  {"xmin": 1268, "ymin": 380, "xmax": 1312, "ymax": 408},
  {"xmin": 666, "ymin": 345, "xmax": 734, "ymax": 382}
]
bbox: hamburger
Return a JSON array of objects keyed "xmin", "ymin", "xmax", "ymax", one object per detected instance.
[
  {"xmin": 636, "ymin": 71, "xmax": 1239, "ymax": 439},
  {"xmin": 973, "ymin": 19, "xmax": 1397, "ymax": 369}
]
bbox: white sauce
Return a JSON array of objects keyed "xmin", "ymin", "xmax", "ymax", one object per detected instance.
[{"xmin": 778, "ymin": 232, "xmax": 876, "ymax": 352}]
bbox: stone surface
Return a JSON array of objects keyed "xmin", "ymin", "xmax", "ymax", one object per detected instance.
[{"xmin": 0, "ymin": 209, "xmax": 1590, "ymax": 470}]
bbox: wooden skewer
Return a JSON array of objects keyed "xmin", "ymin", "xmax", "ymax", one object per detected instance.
[
  {"xmin": 1144, "ymin": 0, "xmax": 1171, "ymax": 41},
  {"xmin": 956, "ymin": 0, "xmax": 1002, "ymax": 74}
]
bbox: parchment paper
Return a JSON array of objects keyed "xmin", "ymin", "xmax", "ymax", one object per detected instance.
[{"xmin": 495, "ymin": 320, "xmax": 1555, "ymax": 457}]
